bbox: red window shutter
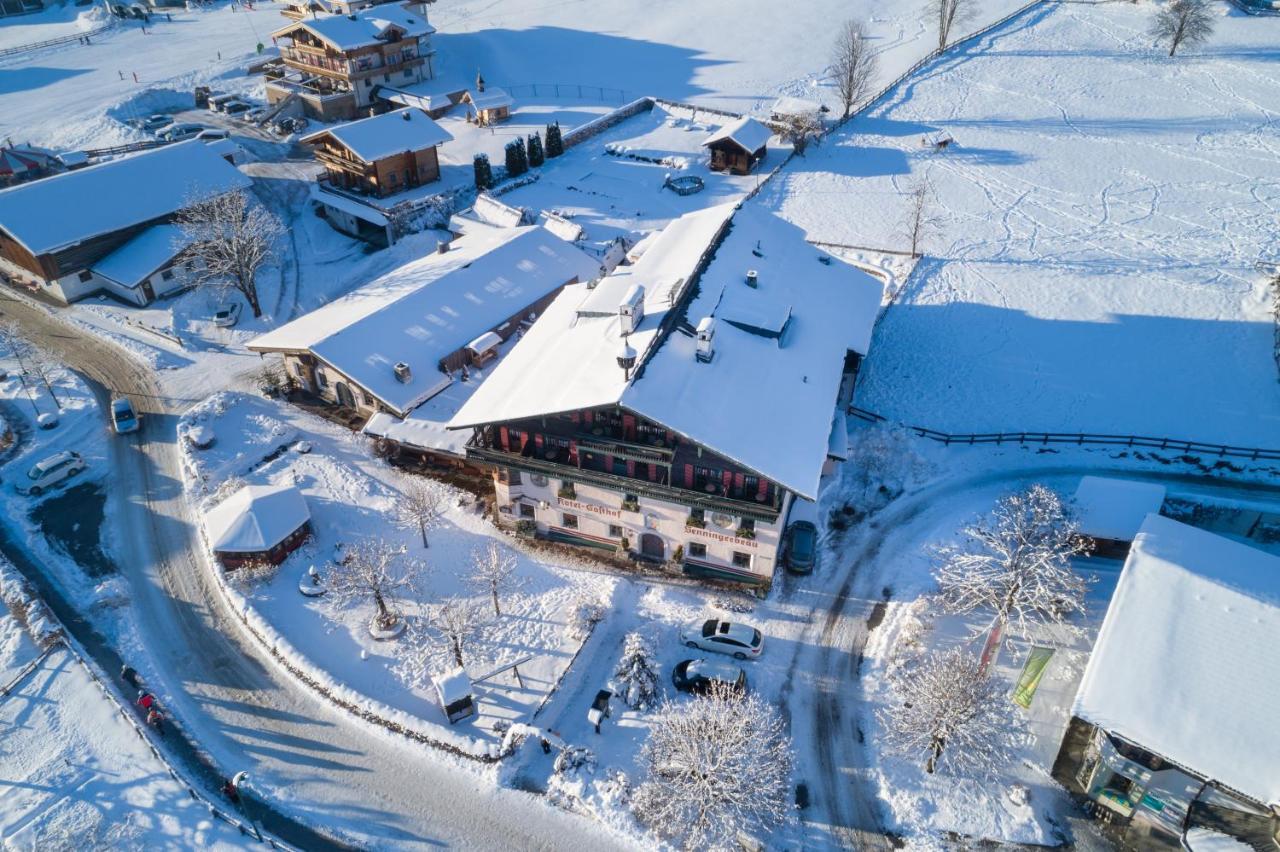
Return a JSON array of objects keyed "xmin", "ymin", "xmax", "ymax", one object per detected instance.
[
  {"xmin": 756, "ymin": 478, "xmax": 769, "ymax": 501},
  {"xmin": 733, "ymin": 472, "xmax": 745, "ymax": 492},
  {"xmin": 584, "ymin": 411, "xmax": 594, "ymax": 424},
  {"xmin": 499, "ymin": 426, "xmax": 509, "ymax": 451},
  {"xmin": 648, "ymin": 463, "xmax": 658, "ymax": 481},
  {"xmin": 569, "ymin": 440, "xmax": 578, "ymax": 464},
  {"xmin": 534, "ymin": 434, "xmax": 544, "ymax": 452},
  {"xmin": 622, "ymin": 414, "xmax": 636, "ymax": 440},
  {"xmin": 571, "ymin": 411, "xmax": 580, "ymax": 424},
  {"xmin": 722, "ymin": 470, "xmax": 733, "ymax": 493},
  {"xmin": 626, "ymin": 460, "xmax": 636, "ymax": 477},
  {"xmin": 684, "ymin": 464, "xmax": 694, "ymax": 488}
]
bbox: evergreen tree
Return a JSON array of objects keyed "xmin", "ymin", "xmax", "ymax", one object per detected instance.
[
  {"xmin": 526, "ymin": 132, "xmax": 545, "ymax": 168},
  {"xmin": 473, "ymin": 153, "xmax": 493, "ymax": 190},
  {"xmin": 545, "ymin": 122, "xmax": 564, "ymax": 158},
  {"xmin": 504, "ymin": 139, "xmax": 528, "ymax": 177},
  {"xmin": 613, "ymin": 632, "xmax": 660, "ymax": 710}
]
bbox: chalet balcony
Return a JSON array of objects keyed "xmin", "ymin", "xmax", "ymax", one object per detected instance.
[
  {"xmin": 314, "ymin": 148, "xmax": 372, "ymax": 177},
  {"xmin": 467, "ymin": 427, "xmax": 783, "ymax": 522}
]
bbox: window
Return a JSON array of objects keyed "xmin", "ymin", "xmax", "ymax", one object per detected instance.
[
  {"xmin": 508, "ymin": 470, "xmax": 522, "ymax": 486},
  {"xmin": 608, "ymin": 524, "xmax": 623, "ymax": 538},
  {"xmin": 361, "ymin": 390, "xmax": 374, "ymax": 406},
  {"xmin": 383, "ymin": 73, "xmax": 391, "ymax": 83},
  {"xmin": 160, "ymin": 269, "xmax": 174, "ymax": 281},
  {"xmin": 77, "ymin": 270, "xmax": 93, "ymax": 283},
  {"xmin": 316, "ymin": 370, "xmax": 329, "ymax": 388},
  {"xmin": 688, "ymin": 508, "xmax": 705, "ymax": 527},
  {"xmin": 293, "ymin": 362, "xmax": 306, "ymax": 378},
  {"xmin": 732, "ymin": 551, "xmax": 752, "ymax": 569},
  {"xmin": 562, "ymin": 513, "xmax": 578, "ymax": 529},
  {"xmin": 688, "ymin": 542, "xmax": 707, "ymax": 559},
  {"xmin": 519, "ymin": 503, "xmax": 535, "ymax": 519}
]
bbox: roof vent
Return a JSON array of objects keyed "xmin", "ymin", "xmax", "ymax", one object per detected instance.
[
  {"xmin": 393, "ymin": 362, "xmax": 412, "ymax": 383},
  {"xmin": 745, "ymin": 269, "xmax": 758, "ymax": 288},
  {"xmin": 618, "ymin": 284, "xmax": 645, "ymax": 335},
  {"xmin": 617, "ymin": 337, "xmax": 637, "ymax": 380},
  {"xmin": 402, "ymin": 111, "xmax": 412, "ymax": 121},
  {"xmin": 437, "ymin": 239, "xmax": 450, "ymax": 254},
  {"xmin": 695, "ymin": 317, "xmax": 716, "ymax": 363}
]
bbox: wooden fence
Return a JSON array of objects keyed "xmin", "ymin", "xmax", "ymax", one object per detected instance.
[
  {"xmin": 83, "ymin": 139, "xmax": 169, "ymax": 159},
  {"xmin": 0, "ymin": 19, "xmax": 115, "ymax": 59},
  {"xmin": 849, "ymin": 406, "xmax": 1280, "ymax": 462}
]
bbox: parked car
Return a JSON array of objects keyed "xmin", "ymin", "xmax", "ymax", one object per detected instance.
[
  {"xmin": 36, "ymin": 412, "xmax": 59, "ymax": 430},
  {"xmin": 110, "ymin": 397, "xmax": 140, "ymax": 434},
  {"xmin": 211, "ymin": 302, "xmax": 241, "ymax": 328},
  {"xmin": 160, "ymin": 123, "xmax": 205, "ymax": 142},
  {"xmin": 140, "ymin": 114, "xmax": 173, "ymax": 132},
  {"xmin": 672, "ymin": 658, "xmax": 747, "ymax": 695},
  {"xmin": 679, "ymin": 619, "xmax": 763, "ymax": 660},
  {"xmin": 207, "ymin": 93, "xmax": 239, "ymax": 112},
  {"xmin": 784, "ymin": 520, "xmax": 818, "ymax": 574},
  {"xmin": 244, "ymin": 107, "xmax": 269, "ymax": 124},
  {"xmin": 196, "ymin": 128, "xmax": 230, "ymax": 142},
  {"xmin": 223, "ymin": 100, "xmax": 253, "ymax": 116},
  {"xmin": 18, "ymin": 451, "xmax": 86, "ymax": 496}
]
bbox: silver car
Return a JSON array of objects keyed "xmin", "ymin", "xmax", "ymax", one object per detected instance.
[
  {"xmin": 679, "ymin": 618, "xmax": 764, "ymax": 660},
  {"xmin": 18, "ymin": 451, "xmax": 86, "ymax": 496}
]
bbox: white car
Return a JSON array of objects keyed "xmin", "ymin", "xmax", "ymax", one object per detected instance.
[
  {"xmin": 679, "ymin": 618, "xmax": 763, "ymax": 660},
  {"xmin": 140, "ymin": 113, "xmax": 173, "ymax": 132},
  {"xmin": 110, "ymin": 397, "xmax": 140, "ymax": 434},
  {"xmin": 160, "ymin": 122, "xmax": 205, "ymax": 142},
  {"xmin": 196, "ymin": 128, "xmax": 230, "ymax": 142},
  {"xmin": 212, "ymin": 302, "xmax": 241, "ymax": 328},
  {"xmin": 18, "ymin": 451, "xmax": 86, "ymax": 496}
]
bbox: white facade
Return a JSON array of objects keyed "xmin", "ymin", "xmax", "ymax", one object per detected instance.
[{"xmin": 492, "ymin": 472, "xmax": 785, "ymax": 584}]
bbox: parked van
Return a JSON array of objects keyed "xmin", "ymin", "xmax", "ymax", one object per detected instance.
[
  {"xmin": 17, "ymin": 451, "xmax": 86, "ymax": 496},
  {"xmin": 208, "ymin": 93, "xmax": 239, "ymax": 112}
]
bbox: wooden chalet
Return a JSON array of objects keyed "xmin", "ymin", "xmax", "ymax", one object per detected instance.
[
  {"xmin": 463, "ymin": 74, "xmax": 512, "ymax": 126},
  {"xmin": 702, "ymin": 115, "xmax": 773, "ymax": 175},
  {"xmin": 302, "ymin": 107, "xmax": 452, "ymax": 198},
  {"xmin": 266, "ymin": 5, "xmax": 435, "ymax": 121}
]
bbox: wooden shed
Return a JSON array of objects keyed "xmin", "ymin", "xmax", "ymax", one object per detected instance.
[
  {"xmin": 204, "ymin": 483, "xmax": 312, "ymax": 570},
  {"xmin": 702, "ymin": 116, "xmax": 772, "ymax": 175}
]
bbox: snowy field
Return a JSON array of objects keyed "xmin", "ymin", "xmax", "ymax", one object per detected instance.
[
  {"xmin": 0, "ymin": 1, "xmax": 105, "ymax": 51},
  {"xmin": 766, "ymin": 2, "xmax": 1280, "ymax": 448},
  {"xmin": 0, "ymin": 564, "xmax": 242, "ymax": 849}
]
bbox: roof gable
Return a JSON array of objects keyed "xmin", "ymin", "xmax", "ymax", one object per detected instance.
[
  {"xmin": 702, "ymin": 116, "xmax": 773, "ymax": 154},
  {"xmin": 302, "ymin": 108, "xmax": 453, "ymax": 162}
]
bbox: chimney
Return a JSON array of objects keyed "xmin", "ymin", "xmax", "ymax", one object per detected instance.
[
  {"xmin": 745, "ymin": 269, "xmax": 758, "ymax": 288},
  {"xmin": 476, "ymin": 70, "xmax": 485, "ymax": 93},
  {"xmin": 393, "ymin": 362, "xmax": 412, "ymax": 383},
  {"xmin": 402, "ymin": 111, "xmax": 412, "ymax": 121},
  {"xmin": 437, "ymin": 239, "xmax": 450, "ymax": 254},
  {"xmin": 618, "ymin": 284, "xmax": 645, "ymax": 335},
  {"xmin": 617, "ymin": 336, "xmax": 637, "ymax": 381},
  {"xmin": 695, "ymin": 317, "xmax": 716, "ymax": 363}
]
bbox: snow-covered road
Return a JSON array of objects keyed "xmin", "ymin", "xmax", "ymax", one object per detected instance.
[{"xmin": 0, "ymin": 291, "xmax": 636, "ymax": 850}]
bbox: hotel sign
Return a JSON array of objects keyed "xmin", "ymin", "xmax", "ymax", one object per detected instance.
[
  {"xmin": 556, "ymin": 496, "xmax": 622, "ymax": 519},
  {"xmin": 687, "ymin": 525, "xmax": 758, "ymax": 549}
]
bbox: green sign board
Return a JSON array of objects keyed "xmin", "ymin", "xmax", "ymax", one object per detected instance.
[{"xmin": 1012, "ymin": 646, "xmax": 1055, "ymax": 709}]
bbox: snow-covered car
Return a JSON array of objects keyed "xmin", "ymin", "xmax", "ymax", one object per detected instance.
[
  {"xmin": 784, "ymin": 520, "xmax": 817, "ymax": 574},
  {"xmin": 110, "ymin": 397, "xmax": 140, "ymax": 434},
  {"xmin": 196, "ymin": 128, "xmax": 230, "ymax": 142},
  {"xmin": 18, "ymin": 451, "xmax": 86, "ymax": 496},
  {"xmin": 36, "ymin": 412, "xmax": 58, "ymax": 430},
  {"xmin": 671, "ymin": 658, "xmax": 747, "ymax": 695},
  {"xmin": 207, "ymin": 93, "xmax": 238, "ymax": 112},
  {"xmin": 140, "ymin": 114, "xmax": 173, "ymax": 133},
  {"xmin": 223, "ymin": 100, "xmax": 253, "ymax": 116},
  {"xmin": 160, "ymin": 123, "xmax": 205, "ymax": 142},
  {"xmin": 679, "ymin": 619, "xmax": 763, "ymax": 660},
  {"xmin": 244, "ymin": 107, "xmax": 269, "ymax": 124},
  {"xmin": 211, "ymin": 302, "xmax": 241, "ymax": 328}
]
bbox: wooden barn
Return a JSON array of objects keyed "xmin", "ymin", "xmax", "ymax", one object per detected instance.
[
  {"xmin": 203, "ymin": 483, "xmax": 312, "ymax": 570},
  {"xmin": 702, "ymin": 116, "xmax": 773, "ymax": 175}
]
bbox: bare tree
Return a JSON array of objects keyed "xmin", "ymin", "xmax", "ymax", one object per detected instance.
[
  {"xmin": 633, "ymin": 682, "xmax": 793, "ymax": 849},
  {"xmin": 1151, "ymin": 0, "xmax": 1216, "ymax": 57},
  {"xmin": 327, "ymin": 539, "xmax": 422, "ymax": 634},
  {"xmin": 176, "ymin": 189, "xmax": 284, "ymax": 318},
  {"xmin": 831, "ymin": 19, "xmax": 878, "ymax": 120},
  {"xmin": 783, "ymin": 110, "xmax": 824, "ymax": 156},
  {"xmin": 934, "ymin": 484, "xmax": 1091, "ymax": 672},
  {"xmin": 427, "ymin": 596, "xmax": 486, "ymax": 667},
  {"xmin": 394, "ymin": 478, "xmax": 448, "ymax": 548},
  {"xmin": 613, "ymin": 632, "xmax": 661, "ymax": 711},
  {"xmin": 901, "ymin": 177, "xmax": 937, "ymax": 258},
  {"xmin": 0, "ymin": 321, "xmax": 41, "ymax": 416},
  {"xmin": 878, "ymin": 647, "xmax": 1024, "ymax": 775},
  {"xmin": 469, "ymin": 540, "xmax": 518, "ymax": 616},
  {"xmin": 927, "ymin": 0, "xmax": 974, "ymax": 52}
]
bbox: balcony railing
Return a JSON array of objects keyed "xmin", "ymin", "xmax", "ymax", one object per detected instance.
[{"xmin": 467, "ymin": 444, "xmax": 783, "ymax": 522}]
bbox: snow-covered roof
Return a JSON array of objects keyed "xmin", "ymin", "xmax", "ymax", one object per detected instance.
[
  {"xmin": 0, "ymin": 140, "xmax": 251, "ymax": 257},
  {"xmin": 467, "ymin": 87, "xmax": 512, "ymax": 111},
  {"xmin": 310, "ymin": 184, "xmax": 389, "ymax": 226},
  {"xmin": 250, "ymin": 226, "xmax": 602, "ymax": 416},
  {"xmin": 1183, "ymin": 829, "xmax": 1255, "ymax": 852},
  {"xmin": 91, "ymin": 224, "xmax": 193, "ymax": 288},
  {"xmin": 450, "ymin": 203, "xmax": 737, "ymax": 429},
  {"xmin": 471, "ymin": 193, "xmax": 524, "ymax": 228},
  {"xmin": 1073, "ymin": 515, "xmax": 1280, "ymax": 806},
  {"xmin": 204, "ymin": 484, "xmax": 310, "ymax": 553},
  {"xmin": 1072, "ymin": 476, "xmax": 1166, "ymax": 542},
  {"xmin": 702, "ymin": 116, "xmax": 773, "ymax": 154},
  {"xmin": 274, "ymin": 5, "xmax": 433, "ymax": 50},
  {"xmin": 771, "ymin": 95, "xmax": 822, "ymax": 117},
  {"xmin": 301, "ymin": 108, "xmax": 452, "ymax": 163},
  {"xmin": 466, "ymin": 331, "xmax": 502, "ymax": 354},
  {"xmin": 451, "ymin": 203, "xmax": 883, "ymax": 499},
  {"xmin": 434, "ymin": 666, "xmax": 472, "ymax": 704}
]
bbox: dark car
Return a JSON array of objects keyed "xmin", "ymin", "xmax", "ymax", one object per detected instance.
[
  {"xmin": 785, "ymin": 520, "xmax": 817, "ymax": 574},
  {"xmin": 671, "ymin": 658, "xmax": 746, "ymax": 695}
]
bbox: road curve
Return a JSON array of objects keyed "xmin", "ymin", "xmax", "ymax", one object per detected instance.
[{"xmin": 2, "ymin": 291, "xmax": 634, "ymax": 851}]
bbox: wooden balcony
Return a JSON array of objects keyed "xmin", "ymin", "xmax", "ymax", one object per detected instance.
[{"xmin": 314, "ymin": 148, "xmax": 372, "ymax": 176}]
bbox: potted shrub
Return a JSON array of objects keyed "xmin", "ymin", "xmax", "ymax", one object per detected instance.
[
  {"xmin": 515, "ymin": 519, "xmax": 536, "ymax": 538},
  {"xmin": 736, "ymin": 525, "xmax": 756, "ymax": 540},
  {"xmin": 621, "ymin": 495, "xmax": 639, "ymax": 513},
  {"xmin": 557, "ymin": 481, "xmax": 576, "ymax": 500},
  {"xmin": 685, "ymin": 513, "xmax": 706, "ymax": 529}
]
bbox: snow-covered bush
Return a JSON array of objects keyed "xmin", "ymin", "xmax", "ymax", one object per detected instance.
[
  {"xmin": 554, "ymin": 745, "xmax": 596, "ymax": 778},
  {"xmin": 633, "ymin": 683, "xmax": 793, "ymax": 850},
  {"xmin": 565, "ymin": 592, "xmax": 607, "ymax": 641},
  {"xmin": 838, "ymin": 422, "xmax": 931, "ymax": 519},
  {"xmin": 613, "ymin": 632, "xmax": 660, "ymax": 711},
  {"xmin": 877, "ymin": 646, "xmax": 1025, "ymax": 776}
]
